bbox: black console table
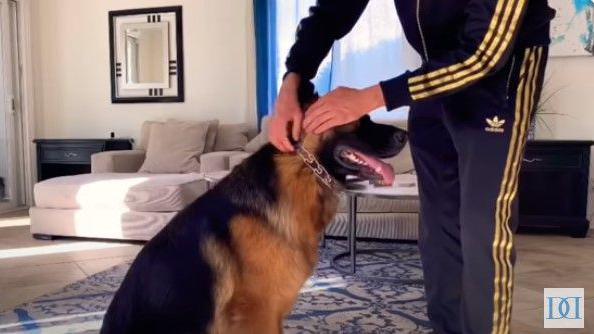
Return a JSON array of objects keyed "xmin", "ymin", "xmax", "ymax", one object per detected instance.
[
  {"xmin": 518, "ymin": 140, "xmax": 593, "ymax": 238},
  {"xmin": 34, "ymin": 139, "xmax": 133, "ymax": 181}
]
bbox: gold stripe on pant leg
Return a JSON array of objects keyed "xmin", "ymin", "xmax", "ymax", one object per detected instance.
[
  {"xmin": 491, "ymin": 47, "xmax": 534, "ymax": 334},
  {"xmin": 492, "ymin": 47, "xmax": 531, "ymax": 334},
  {"xmin": 496, "ymin": 46, "xmax": 539, "ymax": 334},
  {"xmin": 497, "ymin": 48, "xmax": 537, "ymax": 334},
  {"xmin": 500, "ymin": 46, "xmax": 544, "ymax": 334},
  {"xmin": 496, "ymin": 46, "xmax": 541, "ymax": 334}
]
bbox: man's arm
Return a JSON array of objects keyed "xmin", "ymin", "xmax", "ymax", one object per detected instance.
[
  {"xmin": 380, "ymin": 0, "xmax": 529, "ymax": 111},
  {"xmin": 285, "ymin": 0, "xmax": 370, "ymax": 80},
  {"xmin": 270, "ymin": 0, "xmax": 369, "ymax": 152}
]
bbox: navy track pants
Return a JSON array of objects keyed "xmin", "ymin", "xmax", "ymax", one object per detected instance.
[{"xmin": 409, "ymin": 46, "xmax": 548, "ymax": 334}]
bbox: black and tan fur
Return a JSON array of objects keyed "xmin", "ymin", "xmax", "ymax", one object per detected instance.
[{"xmin": 101, "ymin": 85, "xmax": 407, "ymax": 334}]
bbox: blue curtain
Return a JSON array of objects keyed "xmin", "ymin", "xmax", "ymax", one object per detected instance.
[{"xmin": 253, "ymin": 0, "xmax": 278, "ymax": 126}]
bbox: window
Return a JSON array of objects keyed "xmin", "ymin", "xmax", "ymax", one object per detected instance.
[{"xmin": 254, "ymin": 0, "xmax": 420, "ymax": 122}]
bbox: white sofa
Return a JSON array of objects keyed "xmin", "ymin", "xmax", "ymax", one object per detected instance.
[
  {"xmin": 30, "ymin": 121, "xmax": 255, "ymax": 241},
  {"xmin": 30, "ymin": 118, "xmax": 420, "ymax": 241}
]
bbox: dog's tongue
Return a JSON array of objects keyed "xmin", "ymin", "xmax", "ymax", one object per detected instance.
[{"xmin": 357, "ymin": 152, "xmax": 395, "ymax": 186}]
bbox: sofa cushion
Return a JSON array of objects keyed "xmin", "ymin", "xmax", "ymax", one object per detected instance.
[
  {"xmin": 30, "ymin": 207, "xmax": 174, "ymax": 241},
  {"xmin": 229, "ymin": 152, "xmax": 251, "ymax": 170},
  {"xmin": 139, "ymin": 119, "xmax": 218, "ymax": 153},
  {"xmin": 214, "ymin": 124, "xmax": 249, "ymax": 151},
  {"xmin": 34, "ymin": 173, "xmax": 208, "ymax": 212},
  {"xmin": 204, "ymin": 120, "xmax": 220, "ymax": 153},
  {"xmin": 337, "ymin": 174, "xmax": 419, "ymax": 213},
  {"xmin": 139, "ymin": 120, "xmax": 209, "ymax": 173},
  {"xmin": 337, "ymin": 195, "xmax": 419, "ymax": 213},
  {"xmin": 200, "ymin": 151, "xmax": 247, "ymax": 173},
  {"xmin": 244, "ymin": 116, "xmax": 270, "ymax": 153},
  {"xmin": 328, "ymin": 212, "xmax": 419, "ymax": 240},
  {"xmin": 91, "ymin": 150, "xmax": 146, "ymax": 173}
]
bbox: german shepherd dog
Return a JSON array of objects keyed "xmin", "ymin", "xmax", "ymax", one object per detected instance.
[{"xmin": 101, "ymin": 83, "xmax": 408, "ymax": 334}]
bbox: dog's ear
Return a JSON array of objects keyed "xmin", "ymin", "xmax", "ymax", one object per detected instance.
[{"xmin": 297, "ymin": 80, "xmax": 319, "ymax": 111}]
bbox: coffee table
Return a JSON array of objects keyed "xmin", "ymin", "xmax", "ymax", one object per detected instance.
[{"xmin": 331, "ymin": 174, "xmax": 420, "ymax": 279}]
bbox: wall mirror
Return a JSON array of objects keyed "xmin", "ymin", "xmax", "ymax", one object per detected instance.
[{"xmin": 109, "ymin": 6, "xmax": 184, "ymax": 103}]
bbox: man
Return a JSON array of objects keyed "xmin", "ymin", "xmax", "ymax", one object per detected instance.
[{"xmin": 269, "ymin": 0, "xmax": 555, "ymax": 333}]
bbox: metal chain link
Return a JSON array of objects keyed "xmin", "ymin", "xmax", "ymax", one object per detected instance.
[{"xmin": 296, "ymin": 145, "xmax": 341, "ymax": 191}]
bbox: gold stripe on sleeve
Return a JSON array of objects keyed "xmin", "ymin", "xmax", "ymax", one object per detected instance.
[{"xmin": 408, "ymin": 0, "xmax": 527, "ymax": 100}]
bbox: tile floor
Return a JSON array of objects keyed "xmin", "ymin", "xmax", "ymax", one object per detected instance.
[
  {"xmin": 0, "ymin": 210, "xmax": 142, "ymax": 313},
  {"xmin": 1, "ymin": 210, "xmax": 593, "ymax": 333}
]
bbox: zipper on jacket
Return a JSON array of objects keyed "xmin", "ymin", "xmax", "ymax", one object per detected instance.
[
  {"xmin": 416, "ymin": 0, "xmax": 430, "ymax": 63},
  {"xmin": 505, "ymin": 56, "xmax": 516, "ymax": 101}
]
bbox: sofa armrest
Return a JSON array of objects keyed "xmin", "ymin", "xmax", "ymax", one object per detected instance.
[
  {"xmin": 228, "ymin": 152, "xmax": 251, "ymax": 170},
  {"xmin": 91, "ymin": 150, "xmax": 146, "ymax": 173},
  {"xmin": 200, "ymin": 151, "xmax": 247, "ymax": 173}
]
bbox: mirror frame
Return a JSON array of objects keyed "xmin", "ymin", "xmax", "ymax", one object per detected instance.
[{"xmin": 109, "ymin": 6, "xmax": 184, "ymax": 103}]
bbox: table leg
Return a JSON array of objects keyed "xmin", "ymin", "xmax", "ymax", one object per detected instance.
[{"xmin": 348, "ymin": 195, "xmax": 357, "ymax": 274}]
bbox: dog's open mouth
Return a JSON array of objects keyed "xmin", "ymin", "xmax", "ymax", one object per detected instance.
[{"xmin": 337, "ymin": 147, "xmax": 395, "ymax": 186}]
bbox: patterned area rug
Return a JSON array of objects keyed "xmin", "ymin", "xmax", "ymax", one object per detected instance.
[{"xmin": 0, "ymin": 240, "xmax": 431, "ymax": 333}]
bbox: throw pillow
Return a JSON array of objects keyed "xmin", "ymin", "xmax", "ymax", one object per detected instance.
[
  {"xmin": 139, "ymin": 121, "xmax": 161, "ymax": 151},
  {"xmin": 165, "ymin": 119, "xmax": 219, "ymax": 153},
  {"xmin": 213, "ymin": 123, "xmax": 249, "ymax": 151},
  {"xmin": 139, "ymin": 120, "xmax": 209, "ymax": 173}
]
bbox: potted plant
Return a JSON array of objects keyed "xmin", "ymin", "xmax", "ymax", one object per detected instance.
[{"xmin": 528, "ymin": 76, "xmax": 567, "ymax": 140}]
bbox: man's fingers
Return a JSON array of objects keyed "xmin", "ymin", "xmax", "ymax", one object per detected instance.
[
  {"xmin": 272, "ymin": 135, "xmax": 290, "ymax": 152},
  {"xmin": 304, "ymin": 111, "xmax": 334, "ymax": 133},
  {"xmin": 291, "ymin": 113, "xmax": 303, "ymax": 142},
  {"xmin": 272, "ymin": 130, "xmax": 293, "ymax": 152},
  {"xmin": 278, "ymin": 134, "xmax": 294, "ymax": 152},
  {"xmin": 311, "ymin": 117, "xmax": 338, "ymax": 135},
  {"xmin": 269, "ymin": 118, "xmax": 290, "ymax": 152},
  {"xmin": 306, "ymin": 98, "xmax": 326, "ymax": 114},
  {"xmin": 304, "ymin": 107, "xmax": 332, "ymax": 130},
  {"xmin": 302, "ymin": 101, "xmax": 327, "ymax": 129}
]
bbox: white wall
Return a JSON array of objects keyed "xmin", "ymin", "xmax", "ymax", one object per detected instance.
[
  {"xmin": 28, "ymin": 0, "xmax": 593, "ymax": 142},
  {"xmin": 535, "ymin": 56, "xmax": 594, "ymax": 140},
  {"xmin": 30, "ymin": 0, "xmax": 256, "ymax": 144}
]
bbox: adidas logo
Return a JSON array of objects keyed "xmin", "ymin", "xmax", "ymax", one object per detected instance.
[{"xmin": 485, "ymin": 116, "xmax": 505, "ymax": 133}]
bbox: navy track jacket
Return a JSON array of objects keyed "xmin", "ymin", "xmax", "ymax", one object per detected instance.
[{"xmin": 285, "ymin": 0, "xmax": 556, "ymax": 111}]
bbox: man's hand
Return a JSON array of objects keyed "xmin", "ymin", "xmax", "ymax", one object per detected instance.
[
  {"xmin": 269, "ymin": 73, "xmax": 303, "ymax": 152},
  {"xmin": 303, "ymin": 85, "xmax": 384, "ymax": 134}
]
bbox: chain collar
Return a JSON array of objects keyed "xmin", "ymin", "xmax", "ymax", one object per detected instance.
[{"xmin": 295, "ymin": 143, "xmax": 342, "ymax": 191}]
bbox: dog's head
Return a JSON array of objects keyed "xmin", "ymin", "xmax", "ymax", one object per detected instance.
[{"xmin": 298, "ymin": 82, "xmax": 408, "ymax": 187}]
